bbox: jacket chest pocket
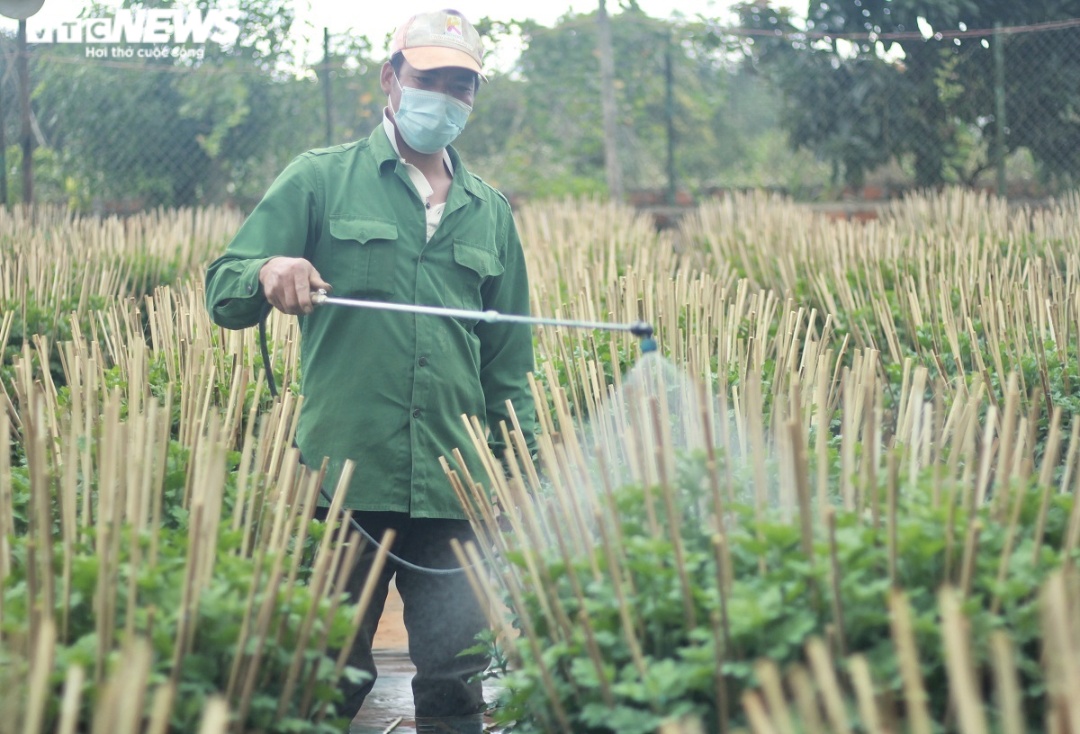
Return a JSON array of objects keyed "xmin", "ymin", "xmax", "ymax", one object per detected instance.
[
  {"xmin": 450, "ymin": 240, "xmax": 504, "ymax": 313},
  {"xmin": 325, "ymin": 216, "xmax": 397, "ymax": 297}
]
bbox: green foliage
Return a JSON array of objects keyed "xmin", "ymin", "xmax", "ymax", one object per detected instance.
[
  {"xmin": 2, "ymin": 145, "xmax": 86, "ymax": 208},
  {"xmin": 452, "ymin": 10, "xmax": 797, "ymax": 199},
  {"xmin": 489, "ymin": 464, "xmax": 1074, "ymax": 732},
  {"xmin": 18, "ymin": 0, "xmax": 310, "ymax": 209},
  {"xmin": 739, "ymin": 0, "xmax": 1080, "ymax": 190},
  {"xmin": 4, "ymin": 291, "xmax": 133, "ymax": 411},
  {"xmin": 0, "ymin": 215, "xmax": 227, "ymax": 407},
  {"xmin": 4, "ymin": 2, "xmax": 821, "ymax": 207},
  {"xmin": 3, "ymin": 529, "xmax": 355, "ymax": 732},
  {"xmin": 1, "ymin": 229, "xmax": 344, "ymax": 731},
  {"xmin": 1, "ymin": 437, "xmax": 355, "ymax": 734}
]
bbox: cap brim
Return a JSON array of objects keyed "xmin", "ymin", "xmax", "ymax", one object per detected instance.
[{"xmin": 401, "ymin": 47, "xmax": 482, "ymax": 75}]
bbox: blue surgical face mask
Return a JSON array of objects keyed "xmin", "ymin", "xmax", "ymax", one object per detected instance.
[{"xmin": 391, "ymin": 74, "xmax": 473, "ymax": 154}]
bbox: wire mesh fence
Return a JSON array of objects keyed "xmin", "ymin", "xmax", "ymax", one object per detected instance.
[
  {"xmin": 0, "ymin": 8, "xmax": 1077, "ymax": 212},
  {"xmin": 722, "ymin": 12, "xmax": 1080, "ymax": 201},
  {"xmin": 0, "ymin": 15, "xmax": 387, "ymax": 212}
]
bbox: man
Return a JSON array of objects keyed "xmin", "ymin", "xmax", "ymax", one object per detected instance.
[{"xmin": 204, "ymin": 10, "xmax": 536, "ymax": 733}]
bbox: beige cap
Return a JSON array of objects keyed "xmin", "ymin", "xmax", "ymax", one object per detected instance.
[{"xmin": 389, "ymin": 10, "xmax": 484, "ymax": 74}]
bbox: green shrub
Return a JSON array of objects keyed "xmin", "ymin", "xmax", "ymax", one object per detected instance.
[
  {"xmin": 1, "ymin": 438, "xmax": 358, "ymax": 733},
  {"xmin": 487, "ymin": 458, "xmax": 1073, "ymax": 732}
]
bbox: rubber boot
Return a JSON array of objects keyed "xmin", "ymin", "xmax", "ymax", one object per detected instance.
[{"xmin": 413, "ymin": 713, "xmax": 484, "ymax": 734}]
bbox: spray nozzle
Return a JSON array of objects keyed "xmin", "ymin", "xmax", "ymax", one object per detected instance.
[{"xmin": 628, "ymin": 321, "xmax": 657, "ymax": 354}]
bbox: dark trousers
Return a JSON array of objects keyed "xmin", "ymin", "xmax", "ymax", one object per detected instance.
[{"xmin": 315, "ymin": 509, "xmax": 490, "ymax": 721}]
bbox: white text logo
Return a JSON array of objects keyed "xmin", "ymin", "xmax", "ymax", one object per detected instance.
[{"xmin": 28, "ymin": 10, "xmax": 241, "ymax": 46}]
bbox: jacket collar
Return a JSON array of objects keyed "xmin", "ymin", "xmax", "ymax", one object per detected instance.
[{"xmin": 370, "ymin": 119, "xmax": 488, "ymax": 204}]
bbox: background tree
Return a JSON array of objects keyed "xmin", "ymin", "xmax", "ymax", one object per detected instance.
[
  {"xmin": 1, "ymin": 2, "xmax": 830, "ymax": 209},
  {"xmin": 24, "ymin": 0, "xmax": 319, "ymax": 209},
  {"xmin": 457, "ymin": 8, "xmax": 788, "ymax": 200},
  {"xmin": 738, "ymin": 0, "xmax": 1080, "ymax": 190}
]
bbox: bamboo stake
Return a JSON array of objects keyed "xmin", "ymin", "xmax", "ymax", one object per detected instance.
[
  {"xmin": 989, "ymin": 631, "xmax": 1025, "ymax": 734},
  {"xmin": 747, "ymin": 371, "xmax": 769, "ymax": 518},
  {"xmin": 1064, "ymin": 441, "xmax": 1080, "ymax": 558},
  {"xmin": 56, "ymin": 665, "xmax": 86, "ymax": 734},
  {"xmin": 940, "ymin": 587, "xmax": 990, "ymax": 734},
  {"xmin": 314, "ymin": 526, "xmax": 393, "ymax": 723},
  {"xmin": 233, "ymin": 467, "xmax": 310, "ymax": 720},
  {"xmin": 1031, "ymin": 407, "xmax": 1064, "ymax": 564},
  {"xmin": 654, "ymin": 398, "xmax": 697, "ymax": 630},
  {"xmin": 754, "ymin": 659, "xmax": 796, "ymax": 734},
  {"xmin": 299, "ymin": 529, "xmax": 365, "ymax": 717},
  {"xmin": 787, "ymin": 664, "xmax": 827, "ymax": 734},
  {"xmin": 840, "ymin": 366, "xmax": 857, "ymax": 512},
  {"xmin": 444, "ymin": 459, "xmax": 496, "ymax": 556},
  {"xmin": 959, "ymin": 519, "xmax": 982, "ymax": 600},
  {"xmin": 742, "ymin": 691, "xmax": 780, "ymax": 734},
  {"xmin": 0, "ymin": 408, "xmax": 11, "ymax": 643},
  {"xmin": 195, "ymin": 697, "xmax": 230, "ymax": 734},
  {"xmin": 888, "ymin": 590, "xmax": 933, "ymax": 734},
  {"xmin": 993, "ymin": 374, "xmax": 1021, "ymax": 516},
  {"xmin": 825, "ymin": 510, "xmax": 847, "ymax": 658},
  {"xmin": 709, "ymin": 603, "xmax": 730, "ymax": 734},
  {"xmin": 1059, "ymin": 419, "xmax": 1080, "ymax": 497},
  {"xmin": 974, "ymin": 405, "xmax": 998, "ymax": 507},
  {"xmin": 143, "ymin": 686, "xmax": 174, "ymax": 734},
  {"xmin": 27, "ymin": 392, "xmax": 55, "ymax": 655},
  {"xmin": 274, "ymin": 474, "xmax": 342, "ymax": 719},
  {"xmin": 1040, "ymin": 570, "xmax": 1080, "ymax": 734},
  {"xmin": 848, "ymin": 655, "xmax": 886, "ymax": 734},
  {"xmin": 860, "ymin": 377, "xmax": 879, "ymax": 518},
  {"xmin": 887, "ymin": 451, "xmax": 898, "ymax": 588},
  {"xmin": 515, "ymin": 462, "xmax": 594, "ymax": 646},
  {"xmin": 22, "ymin": 618, "xmax": 56, "ymax": 734},
  {"xmin": 805, "ymin": 637, "xmax": 852, "ymax": 734},
  {"xmin": 451, "ymin": 539, "xmax": 522, "ymax": 669},
  {"xmin": 576, "ymin": 607, "xmax": 617, "ymax": 709},
  {"xmin": 458, "ymin": 541, "xmax": 573, "ymax": 732}
]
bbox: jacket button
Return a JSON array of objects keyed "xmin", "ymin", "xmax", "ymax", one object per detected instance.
[
  {"xmin": 418, "ymin": 356, "xmax": 428, "ymax": 367},
  {"xmin": 412, "ymin": 408, "xmax": 422, "ymax": 418}
]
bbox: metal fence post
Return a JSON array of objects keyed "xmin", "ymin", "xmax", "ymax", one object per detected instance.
[
  {"xmin": 993, "ymin": 22, "xmax": 1007, "ymax": 198},
  {"xmin": 323, "ymin": 27, "xmax": 333, "ymax": 147},
  {"xmin": 17, "ymin": 19, "xmax": 31, "ymax": 204},
  {"xmin": 0, "ymin": 35, "xmax": 6, "ymax": 205},
  {"xmin": 664, "ymin": 29, "xmax": 676, "ymax": 206}
]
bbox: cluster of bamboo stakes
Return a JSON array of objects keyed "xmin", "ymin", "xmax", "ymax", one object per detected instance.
[
  {"xmin": 0, "ymin": 206, "xmax": 243, "ymax": 342},
  {"xmin": 445, "ymin": 342, "xmax": 1080, "ymax": 732},
  {"xmin": 512, "ymin": 190, "xmax": 1080, "ymax": 529},
  {"xmin": 733, "ymin": 573, "xmax": 1080, "ymax": 734},
  {"xmin": 0, "ymin": 189, "xmax": 1078, "ymax": 731},
  {"xmin": 519, "ymin": 190, "xmax": 1080, "ymax": 419},
  {"xmin": 0, "ymin": 284, "xmax": 386, "ymax": 733},
  {"xmin": 441, "ymin": 190, "xmax": 1080, "ymax": 731}
]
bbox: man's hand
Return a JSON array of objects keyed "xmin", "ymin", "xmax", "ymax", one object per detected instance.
[{"xmin": 259, "ymin": 257, "xmax": 332, "ymax": 315}]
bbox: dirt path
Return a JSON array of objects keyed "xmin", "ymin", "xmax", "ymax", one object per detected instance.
[{"xmin": 371, "ymin": 580, "xmax": 408, "ymax": 651}]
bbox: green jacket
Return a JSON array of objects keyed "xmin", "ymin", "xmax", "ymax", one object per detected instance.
[{"xmin": 204, "ymin": 127, "xmax": 537, "ymax": 518}]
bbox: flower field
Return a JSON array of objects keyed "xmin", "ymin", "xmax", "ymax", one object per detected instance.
[{"xmin": 2, "ymin": 190, "xmax": 1080, "ymax": 732}]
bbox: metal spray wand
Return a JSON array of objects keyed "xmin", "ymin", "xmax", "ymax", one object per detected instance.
[{"xmin": 311, "ymin": 290, "xmax": 658, "ymax": 352}]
